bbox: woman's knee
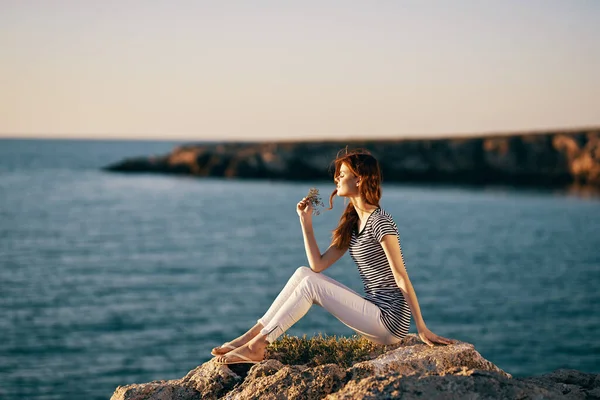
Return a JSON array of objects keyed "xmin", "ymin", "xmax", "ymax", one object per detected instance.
[{"xmin": 294, "ymin": 266, "xmax": 315, "ymax": 278}]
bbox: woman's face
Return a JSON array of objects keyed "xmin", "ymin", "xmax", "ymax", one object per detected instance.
[{"xmin": 335, "ymin": 163, "xmax": 360, "ymax": 197}]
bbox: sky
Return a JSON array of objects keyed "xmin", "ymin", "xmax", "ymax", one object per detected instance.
[{"xmin": 1, "ymin": 0, "xmax": 599, "ymax": 141}]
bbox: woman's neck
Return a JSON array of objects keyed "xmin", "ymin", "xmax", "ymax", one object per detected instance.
[{"xmin": 351, "ymin": 197, "xmax": 378, "ymax": 221}]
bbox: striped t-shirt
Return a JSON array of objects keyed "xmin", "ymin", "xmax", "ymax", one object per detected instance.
[{"xmin": 348, "ymin": 207, "xmax": 411, "ymax": 339}]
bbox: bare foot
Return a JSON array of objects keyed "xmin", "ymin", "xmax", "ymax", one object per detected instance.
[
  {"xmin": 214, "ymin": 334, "xmax": 268, "ymax": 364},
  {"xmin": 211, "ymin": 323, "xmax": 263, "ymax": 356}
]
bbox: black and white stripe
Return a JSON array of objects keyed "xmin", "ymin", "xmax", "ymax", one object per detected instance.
[{"xmin": 349, "ymin": 208, "xmax": 411, "ymax": 338}]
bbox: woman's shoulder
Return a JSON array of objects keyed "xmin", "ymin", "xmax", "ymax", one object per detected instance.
[
  {"xmin": 370, "ymin": 207, "xmax": 398, "ymax": 228},
  {"xmin": 373, "ymin": 207, "xmax": 395, "ymax": 222},
  {"xmin": 369, "ymin": 207, "xmax": 398, "ymax": 241}
]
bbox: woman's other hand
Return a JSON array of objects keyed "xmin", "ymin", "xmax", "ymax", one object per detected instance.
[
  {"xmin": 296, "ymin": 196, "xmax": 313, "ymax": 221},
  {"xmin": 417, "ymin": 326, "xmax": 457, "ymax": 347}
]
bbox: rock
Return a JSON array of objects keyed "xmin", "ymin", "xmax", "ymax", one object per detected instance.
[
  {"xmin": 326, "ymin": 370, "xmax": 581, "ymax": 400},
  {"xmin": 110, "ymin": 334, "xmax": 600, "ymax": 400},
  {"xmin": 103, "ymin": 128, "xmax": 600, "ymax": 190},
  {"xmin": 225, "ymin": 362, "xmax": 348, "ymax": 400},
  {"xmin": 517, "ymin": 369, "xmax": 600, "ymax": 399},
  {"xmin": 347, "ymin": 341, "xmax": 510, "ymax": 381},
  {"xmin": 110, "ymin": 361, "xmax": 242, "ymax": 400}
]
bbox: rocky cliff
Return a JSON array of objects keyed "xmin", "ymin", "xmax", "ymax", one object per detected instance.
[
  {"xmin": 110, "ymin": 334, "xmax": 600, "ymax": 399},
  {"xmin": 104, "ymin": 128, "xmax": 600, "ymax": 189}
]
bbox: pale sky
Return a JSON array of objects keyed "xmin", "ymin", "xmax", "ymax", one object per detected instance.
[{"xmin": 1, "ymin": 0, "xmax": 599, "ymax": 141}]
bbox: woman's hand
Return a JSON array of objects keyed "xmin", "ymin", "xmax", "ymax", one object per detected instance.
[
  {"xmin": 417, "ymin": 326, "xmax": 457, "ymax": 347},
  {"xmin": 296, "ymin": 196, "xmax": 313, "ymax": 221}
]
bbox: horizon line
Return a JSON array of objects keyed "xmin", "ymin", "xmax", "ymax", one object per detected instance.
[{"xmin": 0, "ymin": 124, "xmax": 598, "ymax": 143}]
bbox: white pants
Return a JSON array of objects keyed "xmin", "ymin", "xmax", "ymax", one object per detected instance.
[{"xmin": 257, "ymin": 266, "xmax": 402, "ymax": 345}]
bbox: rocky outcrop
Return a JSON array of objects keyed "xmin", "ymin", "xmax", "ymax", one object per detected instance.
[
  {"xmin": 104, "ymin": 128, "xmax": 600, "ymax": 189},
  {"xmin": 109, "ymin": 335, "xmax": 600, "ymax": 399}
]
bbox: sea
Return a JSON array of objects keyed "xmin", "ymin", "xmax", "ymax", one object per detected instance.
[{"xmin": 0, "ymin": 138, "xmax": 599, "ymax": 400}]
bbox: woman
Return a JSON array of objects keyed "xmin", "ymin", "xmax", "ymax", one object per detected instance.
[{"xmin": 213, "ymin": 148, "xmax": 455, "ymax": 365}]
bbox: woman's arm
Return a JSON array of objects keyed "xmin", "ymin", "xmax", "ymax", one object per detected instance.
[
  {"xmin": 380, "ymin": 235, "xmax": 427, "ymax": 330},
  {"xmin": 297, "ymin": 196, "xmax": 347, "ymax": 273},
  {"xmin": 380, "ymin": 234, "xmax": 456, "ymax": 346},
  {"xmin": 301, "ymin": 220, "xmax": 347, "ymax": 272}
]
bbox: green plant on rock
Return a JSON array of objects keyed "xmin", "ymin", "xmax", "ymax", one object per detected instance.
[{"xmin": 265, "ymin": 333, "xmax": 389, "ymax": 368}]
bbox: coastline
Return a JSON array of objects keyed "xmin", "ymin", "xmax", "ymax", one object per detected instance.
[{"xmin": 103, "ymin": 128, "xmax": 600, "ymax": 191}]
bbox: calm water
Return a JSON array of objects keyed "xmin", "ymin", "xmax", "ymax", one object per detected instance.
[{"xmin": 1, "ymin": 139, "xmax": 599, "ymax": 400}]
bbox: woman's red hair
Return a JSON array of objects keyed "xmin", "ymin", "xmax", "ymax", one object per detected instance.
[{"xmin": 326, "ymin": 147, "xmax": 382, "ymax": 249}]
